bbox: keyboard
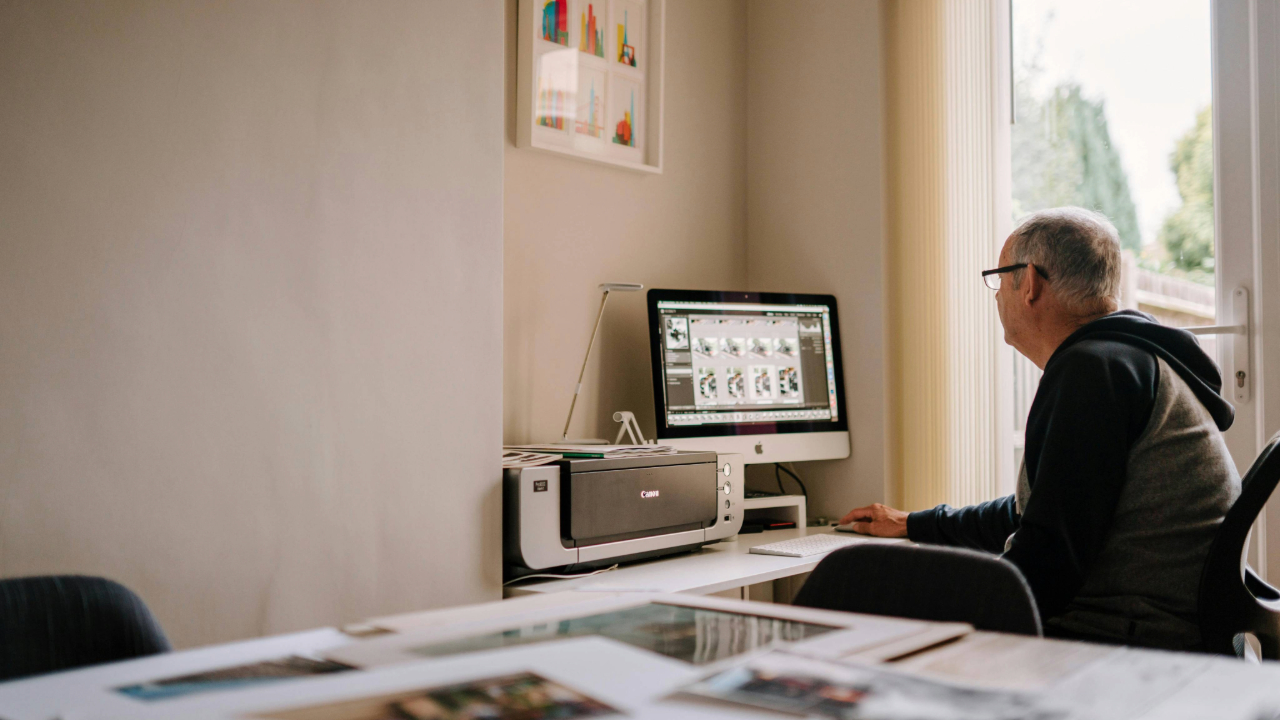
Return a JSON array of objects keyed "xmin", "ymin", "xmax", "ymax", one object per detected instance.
[{"xmin": 749, "ymin": 533, "xmax": 863, "ymax": 558}]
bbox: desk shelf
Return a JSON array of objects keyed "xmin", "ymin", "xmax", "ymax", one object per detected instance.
[{"xmin": 743, "ymin": 494, "xmax": 807, "ymax": 530}]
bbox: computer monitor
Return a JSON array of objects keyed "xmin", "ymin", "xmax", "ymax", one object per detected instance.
[{"xmin": 647, "ymin": 289, "xmax": 850, "ymax": 464}]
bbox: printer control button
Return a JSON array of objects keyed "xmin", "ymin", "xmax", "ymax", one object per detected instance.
[
  {"xmin": 721, "ymin": 463, "xmax": 732, "ymax": 476},
  {"xmin": 722, "ymin": 481, "xmax": 732, "ymax": 496},
  {"xmin": 725, "ymin": 499, "xmax": 731, "ymax": 509}
]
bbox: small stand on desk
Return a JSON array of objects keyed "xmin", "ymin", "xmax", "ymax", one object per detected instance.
[{"xmin": 742, "ymin": 494, "xmax": 807, "ymax": 531}]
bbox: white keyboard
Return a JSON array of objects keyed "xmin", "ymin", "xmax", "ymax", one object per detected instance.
[{"xmin": 749, "ymin": 533, "xmax": 863, "ymax": 558}]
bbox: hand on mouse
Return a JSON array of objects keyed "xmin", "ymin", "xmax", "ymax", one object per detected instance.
[{"xmin": 839, "ymin": 503, "xmax": 909, "ymax": 538}]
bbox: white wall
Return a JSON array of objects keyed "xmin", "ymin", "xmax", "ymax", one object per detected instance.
[
  {"xmin": 0, "ymin": 1, "xmax": 504, "ymax": 647},
  {"xmin": 503, "ymin": 0, "xmax": 748, "ymax": 445},
  {"xmin": 745, "ymin": 1, "xmax": 888, "ymax": 518}
]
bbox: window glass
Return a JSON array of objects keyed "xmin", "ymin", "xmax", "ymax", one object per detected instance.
[{"xmin": 1010, "ymin": 0, "xmax": 1214, "ymax": 449}]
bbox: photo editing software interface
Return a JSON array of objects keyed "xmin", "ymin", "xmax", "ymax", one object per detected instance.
[{"xmin": 656, "ymin": 300, "xmax": 840, "ymax": 428}]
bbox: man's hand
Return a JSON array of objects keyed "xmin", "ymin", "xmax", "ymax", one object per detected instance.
[{"xmin": 839, "ymin": 503, "xmax": 909, "ymax": 538}]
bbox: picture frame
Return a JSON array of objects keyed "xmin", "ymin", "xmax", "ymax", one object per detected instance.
[{"xmin": 517, "ymin": 0, "xmax": 665, "ymax": 174}]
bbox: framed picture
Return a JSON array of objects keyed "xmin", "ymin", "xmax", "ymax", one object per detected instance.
[{"xmin": 517, "ymin": 0, "xmax": 665, "ymax": 173}]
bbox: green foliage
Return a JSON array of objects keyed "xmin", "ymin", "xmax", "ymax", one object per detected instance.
[
  {"xmin": 1013, "ymin": 81, "xmax": 1143, "ymax": 251},
  {"xmin": 1157, "ymin": 106, "xmax": 1215, "ymax": 279}
]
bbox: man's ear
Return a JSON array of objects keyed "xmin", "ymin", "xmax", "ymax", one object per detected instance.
[{"xmin": 1021, "ymin": 264, "xmax": 1044, "ymax": 306}]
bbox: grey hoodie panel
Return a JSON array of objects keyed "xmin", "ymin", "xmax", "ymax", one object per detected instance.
[{"xmin": 1012, "ymin": 357, "xmax": 1240, "ymax": 648}]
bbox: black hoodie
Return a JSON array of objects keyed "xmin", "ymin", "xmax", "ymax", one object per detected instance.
[{"xmin": 907, "ymin": 310, "xmax": 1235, "ymax": 622}]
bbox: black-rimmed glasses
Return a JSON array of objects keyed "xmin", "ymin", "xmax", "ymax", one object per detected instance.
[{"xmin": 981, "ymin": 263, "xmax": 1049, "ymax": 291}]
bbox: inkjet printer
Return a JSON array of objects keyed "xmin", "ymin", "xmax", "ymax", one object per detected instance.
[{"xmin": 504, "ymin": 451, "xmax": 744, "ymax": 582}]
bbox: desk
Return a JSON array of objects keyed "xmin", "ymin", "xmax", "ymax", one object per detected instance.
[
  {"xmin": 3, "ymin": 591, "xmax": 1280, "ymax": 720},
  {"xmin": 504, "ymin": 526, "xmax": 905, "ymax": 599}
]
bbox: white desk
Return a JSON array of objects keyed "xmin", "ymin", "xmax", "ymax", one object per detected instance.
[{"xmin": 504, "ymin": 526, "xmax": 906, "ymax": 598}]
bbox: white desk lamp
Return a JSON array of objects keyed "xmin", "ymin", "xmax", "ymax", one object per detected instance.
[{"xmin": 560, "ymin": 282, "xmax": 644, "ymax": 443}]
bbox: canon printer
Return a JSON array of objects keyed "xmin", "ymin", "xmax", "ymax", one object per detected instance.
[{"xmin": 504, "ymin": 451, "xmax": 744, "ymax": 581}]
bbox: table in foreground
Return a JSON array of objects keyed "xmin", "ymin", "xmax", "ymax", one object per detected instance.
[{"xmin": 3, "ymin": 588, "xmax": 1280, "ymax": 720}]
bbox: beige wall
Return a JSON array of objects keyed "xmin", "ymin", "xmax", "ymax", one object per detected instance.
[
  {"xmin": 503, "ymin": 0, "xmax": 748, "ymax": 444},
  {"xmin": 0, "ymin": 1, "xmax": 504, "ymax": 647},
  {"xmin": 744, "ymin": 1, "xmax": 888, "ymax": 518}
]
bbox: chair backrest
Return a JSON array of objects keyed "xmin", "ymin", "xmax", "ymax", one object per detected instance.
[
  {"xmin": 1198, "ymin": 433, "xmax": 1280, "ymax": 658},
  {"xmin": 0, "ymin": 575, "xmax": 170, "ymax": 681},
  {"xmin": 793, "ymin": 543, "xmax": 1042, "ymax": 636}
]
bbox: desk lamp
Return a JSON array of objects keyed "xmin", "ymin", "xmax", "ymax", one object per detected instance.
[{"xmin": 560, "ymin": 282, "xmax": 644, "ymax": 443}]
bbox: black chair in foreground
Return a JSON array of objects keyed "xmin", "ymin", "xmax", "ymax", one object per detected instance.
[
  {"xmin": 793, "ymin": 543, "xmax": 1042, "ymax": 636},
  {"xmin": 0, "ymin": 575, "xmax": 170, "ymax": 682},
  {"xmin": 1198, "ymin": 433, "xmax": 1280, "ymax": 660}
]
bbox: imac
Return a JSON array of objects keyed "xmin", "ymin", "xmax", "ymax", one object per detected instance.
[{"xmin": 647, "ymin": 289, "xmax": 850, "ymax": 464}]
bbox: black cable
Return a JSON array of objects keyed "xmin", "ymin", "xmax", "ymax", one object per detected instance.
[
  {"xmin": 775, "ymin": 463, "xmax": 808, "ymax": 497},
  {"xmin": 774, "ymin": 464, "xmax": 787, "ymax": 494}
]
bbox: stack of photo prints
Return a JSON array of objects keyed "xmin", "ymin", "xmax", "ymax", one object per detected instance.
[{"xmin": 104, "ymin": 601, "xmax": 1070, "ymax": 719}]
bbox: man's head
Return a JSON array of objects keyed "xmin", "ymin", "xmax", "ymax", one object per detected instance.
[{"xmin": 995, "ymin": 207, "xmax": 1122, "ymax": 366}]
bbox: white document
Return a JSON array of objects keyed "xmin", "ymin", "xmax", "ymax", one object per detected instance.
[
  {"xmin": 501, "ymin": 449, "xmax": 562, "ymax": 468},
  {"xmin": 890, "ymin": 633, "xmax": 1115, "ymax": 691},
  {"xmin": 1041, "ymin": 647, "xmax": 1214, "ymax": 720}
]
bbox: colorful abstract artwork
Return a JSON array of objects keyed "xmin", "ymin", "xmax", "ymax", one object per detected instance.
[
  {"xmin": 523, "ymin": 0, "xmax": 658, "ymax": 169},
  {"xmin": 535, "ymin": 49, "xmax": 576, "ymax": 132},
  {"xmin": 579, "ymin": 3, "xmax": 604, "ymax": 58},
  {"xmin": 575, "ymin": 67, "xmax": 606, "ymax": 139},
  {"xmin": 541, "ymin": 0, "xmax": 569, "ymax": 45},
  {"xmin": 611, "ymin": 84, "xmax": 637, "ymax": 147},
  {"xmin": 614, "ymin": 0, "xmax": 644, "ymax": 67}
]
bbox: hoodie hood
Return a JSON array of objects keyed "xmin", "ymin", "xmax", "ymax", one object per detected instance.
[{"xmin": 1051, "ymin": 309, "xmax": 1234, "ymax": 431}]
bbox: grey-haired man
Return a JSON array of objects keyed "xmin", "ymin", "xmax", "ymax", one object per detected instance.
[{"xmin": 844, "ymin": 207, "xmax": 1240, "ymax": 651}]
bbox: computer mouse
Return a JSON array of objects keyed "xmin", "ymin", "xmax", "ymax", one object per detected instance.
[{"xmin": 834, "ymin": 523, "xmax": 866, "ymax": 534}]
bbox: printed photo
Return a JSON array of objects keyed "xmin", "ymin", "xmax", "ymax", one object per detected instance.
[
  {"xmin": 774, "ymin": 337, "xmax": 797, "ymax": 356},
  {"xmin": 725, "ymin": 367, "xmax": 746, "ymax": 400},
  {"xmin": 116, "ymin": 656, "xmax": 354, "ymax": 702},
  {"xmin": 608, "ymin": 74, "xmax": 642, "ymax": 151},
  {"xmin": 694, "ymin": 337, "xmax": 719, "ymax": 358},
  {"xmin": 577, "ymin": 0, "xmax": 606, "ymax": 58},
  {"xmin": 539, "ymin": 0, "xmax": 571, "ymax": 46},
  {"xmin": 720, "ymin": 337, "xmax": 746, "ymax": 358},
  {"xmin": 696, "ymin": 367, "xmax": 718, "ymax": 404},
  {"xmin": 779, "ymin": 367, "xmax": 801, "ymax": 398},
  {"xmin": 749, "ymin": 366, "xmax": 776, "ymax": 400},
  {"xmin": 535, "ymin": 49, "xmax": 577, "ymax": 133},
  {"xmin": 612, "ymin": 0, "xmax": 644, "ymax": 68},
  {"xmin": 665, "ymin": 316, "xmax": 689, "ymax": 350},
  {"xmin": 256, "ymin": 671, "xmax": 619, "ymax": 720},
  {"xmin": 574, "ymin": 65, "xmax": 607, "ymax": 140},
  {"xmin": 748, "ymin": 338, "xmax": 773, "ymax": 358},
  {"xmin": 407, "ymin": 603, "xmax": 838, "ymax": 667},
  {"xmin": 682, "ymin": 652, "xmax": 1059, "ymax": 720}
]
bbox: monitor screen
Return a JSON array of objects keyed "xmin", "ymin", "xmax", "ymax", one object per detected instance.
[{"xmin": 648, "ymin": 289, "xmax": 848, "ymax": 439}]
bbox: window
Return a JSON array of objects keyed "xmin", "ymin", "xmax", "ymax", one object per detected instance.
[{"xmin": 1009, "ymin": 0, "xmax": 1214, "ymax": 456}]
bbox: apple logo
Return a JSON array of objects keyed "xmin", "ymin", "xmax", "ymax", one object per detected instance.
[{"xmin": 754, "ymin": 442, "xmax": 763, "ymax": 455}]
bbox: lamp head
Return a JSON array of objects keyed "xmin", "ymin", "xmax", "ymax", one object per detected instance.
[{"xmin": 600, "ymin": 283, "xmax": 644, "ymax": 292}]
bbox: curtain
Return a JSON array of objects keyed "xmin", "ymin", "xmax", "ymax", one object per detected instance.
[{"xmin": 885, "ymin": 0, "xmax": 1009, "ymax": 510}]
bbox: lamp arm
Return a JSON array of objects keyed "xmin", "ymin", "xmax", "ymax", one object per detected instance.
[{"xmin": 562, "ymin": 290, "xmax": 611, "ymax": 440}]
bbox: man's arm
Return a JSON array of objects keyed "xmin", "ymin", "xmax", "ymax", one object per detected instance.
[
  {"xmin": 906, "ymin": 496, "xmax": 1019, "ymax": 554},
  {"xmin": 1001, "ymin": 342, "xmax": 1155, "ymax": 620},
  {"xmin": 839, "ymin": 496, "xmax": 1018, "ymax": 552}
]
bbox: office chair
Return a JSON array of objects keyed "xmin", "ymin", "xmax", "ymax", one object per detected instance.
[
  {"xmin": 1198, "ymin": 433, "xmax": 1280, "ymax": 660},
  {"xmin": 0, "ymin": 575, "xmax": 170, "ymax": 682},
  {"xmin": 793, "ymin": 543, "xmax": 1042, "ymax": 636}
]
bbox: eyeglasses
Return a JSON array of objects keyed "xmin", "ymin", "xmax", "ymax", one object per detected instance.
[{"xmin": 981, "ymin": 263, "xmax": 1049, "ymax": 291}]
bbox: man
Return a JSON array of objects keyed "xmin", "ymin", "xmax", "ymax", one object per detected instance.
[{"xmin": 843, "ymin": 207, "xmax": 1239, "ymax": 651}]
